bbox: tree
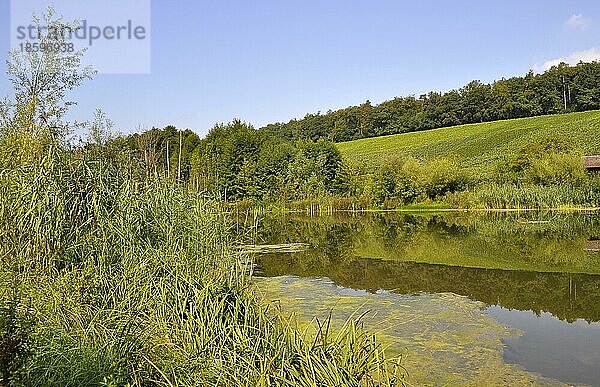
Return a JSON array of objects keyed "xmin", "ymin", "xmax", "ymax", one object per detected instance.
[
  {"xmin": 489, "ymin": 80, "xmax": 512, "ymax": 120},
  {"xmin": 1, "ymin": 7, "xmax": 94, "ymax": 165},
  {"xmin": 460, "ymin": 80, "xmax": 490, "ymax": 123},
  {"xmin": 87, "ymin": 109, "xmax": 114, "ymax": 148},
  {"xmin": 4, "ymin": 7, "xmax": 94, "ymax": 145}
]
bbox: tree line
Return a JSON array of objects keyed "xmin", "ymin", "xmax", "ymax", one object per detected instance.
[
  {"xmin": 102, "ymin": 120, "xmax": 347, "ymax": 202},
  {"xmin": 97, "ymin": 61, "xmax": 600, "ymax": 206},
  {"xmin": 101, "ymin": 119, "xmax": 597, "ymax": 208},
  {"xmin": 260, "ymin": 62, "xmax": 600, "ymax": 142}
]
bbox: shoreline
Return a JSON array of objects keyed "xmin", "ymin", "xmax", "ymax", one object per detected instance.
[{"xmin": 226, "ymin": 205, "xmax": 600, "ymax": 215}]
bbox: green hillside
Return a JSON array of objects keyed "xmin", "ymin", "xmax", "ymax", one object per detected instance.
[{"xmin": 337, "ymin": 110, "xmax": 600, "ymax": 174}]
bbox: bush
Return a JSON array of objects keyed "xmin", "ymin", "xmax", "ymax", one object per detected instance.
[
  {"xmin": 371, "ymin": 155, "xmax": 421, "ymax": 206},
  {"xmin": 371, "ymin": 155, "xmax": 469, "ymax": 206},
  {"xmin": 420, "ymin": 157, "xmax": 469, "ymax": 199},
  {"xmin": 527, "ymin": 153, "xmax": 586, "ymax": 186},
  {"xmin": 499, "ymin": 135, "xmax": 586, "ymax": 186}
]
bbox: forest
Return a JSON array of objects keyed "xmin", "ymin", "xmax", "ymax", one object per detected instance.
[
  {"xmin": 103, "ymin": 112, "xmax": 600, "ymax": 209},
  {"xmin": 113, "ymin": 61, "xmax": 600, "ymax": 150},
  {"xmin": 91, "ymin": 61, "xmax": 600, "ymax": 209},
  {"xmin": 260, "ymin": 62, "xmax": 600, "ymax": 142}
]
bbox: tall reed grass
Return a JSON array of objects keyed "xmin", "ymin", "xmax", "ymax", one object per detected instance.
[
  {"xmin": 0, "ymin": 144, "xmax": 404, "ymax": 386},
  {"xmin": 475, "ymin": 182, "xmax": 600, "ymax": 209}
]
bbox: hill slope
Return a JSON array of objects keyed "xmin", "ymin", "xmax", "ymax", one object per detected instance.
[{"xmin": 337, "ymin": 111, "xmax": 600, "ymax": 174}]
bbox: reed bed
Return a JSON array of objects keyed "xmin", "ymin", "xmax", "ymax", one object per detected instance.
[
  {"xmin": 475, "ymin": 183, "xmax": 600, "ymax": 209},
  {"xmin": 0, "ymin": 146, "xmax": 405, "ymax": 386}
]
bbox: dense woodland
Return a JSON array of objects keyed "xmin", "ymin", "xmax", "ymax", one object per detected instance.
[
  {"xmin": 261, "ymin": 61, "xmax": 600, "ymax": 142},
  {"xmin": 101, "ymin": 62, "xmax": 600, "ymax": 207}
]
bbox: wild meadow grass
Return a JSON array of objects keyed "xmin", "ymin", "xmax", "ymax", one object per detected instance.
[
  {"xmin": 0, "ymin": 146, "xmax": 405, "ymax": 386},
  {"xmin": 474, "ymin": 182, "xmax": 600, "ymax": 209},
  {"xmin": 337, "ymin": 110, "xmax": 600, "ymax": 174}
]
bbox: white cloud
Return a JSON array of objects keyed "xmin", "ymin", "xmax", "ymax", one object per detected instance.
[
  {"xmin": 536, "ymin": 48, "xmax": 600, "ymax": 72},
  {"xmin": 565, "ymin": 14, "xmax": 590, "ymax": 30}
]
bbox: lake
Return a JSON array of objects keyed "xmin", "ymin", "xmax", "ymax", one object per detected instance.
[{"xmin": 241, "ymin": 211, "xmax": 600, "ymax": 385}]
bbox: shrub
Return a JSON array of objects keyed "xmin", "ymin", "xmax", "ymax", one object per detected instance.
[
  {"xmin": 421, "ymin": 156, "xmax": 469, "ymax": 199},
  {"xmin": 370, "ymin": 155, "xmax": 469, "ymax": 206},
  {"xmin": 499, "ymin": 135, "xmax": 586, "ymax": 186},
  {"xmin": 371, "ymin": 155, "xmax": 422, "ymax": 206},
  {"xmin": 526, "ymin": 153, "xmax": 586, "ymax": 186}
]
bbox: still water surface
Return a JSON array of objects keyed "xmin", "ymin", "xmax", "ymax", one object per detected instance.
[{"xmin": 246, "ymin": 211, "xmax": 600, "ymax": 385}]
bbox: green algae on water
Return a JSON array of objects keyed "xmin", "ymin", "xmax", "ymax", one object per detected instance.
[{"xmin": 256, "ymin": 276, "xmax": 566, "ymax": 386}]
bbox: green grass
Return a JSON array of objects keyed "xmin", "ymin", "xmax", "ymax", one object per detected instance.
[
  {"xmin": 337, "ymin": 111, "xmax": 600, "ymax": 175},
  {"xmin": 0, "ymin": 142, "xmax": 406, "ymax": 386}
]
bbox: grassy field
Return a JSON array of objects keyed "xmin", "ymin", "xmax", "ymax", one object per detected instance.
[{"xmin": 337, "ymin": 111, "xmax": 600, "ymax": 175}]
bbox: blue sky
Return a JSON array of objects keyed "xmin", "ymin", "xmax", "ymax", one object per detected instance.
[{"xmin": 1, "ymin": 0, "xmax": 599, "ymax": 137}]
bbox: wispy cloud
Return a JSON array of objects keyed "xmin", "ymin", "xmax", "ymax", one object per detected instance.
[
  {"xmin": 565, "ymin": 13, "xmax": 590, "ymax": 30},
  {"xmin": 536, "ymin": 48, "xmax": 600, "ymax": 72}
]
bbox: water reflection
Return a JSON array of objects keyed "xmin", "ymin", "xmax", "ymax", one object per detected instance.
[
  {"xmin": 258, "ymin": 254, "xmax": 600, "ymax": 323},
  {"xmin": 487, "ymin": 307, "xmax": 600, "ymax": 386},
  {"xmin": 249, "ymin": 211, "xmax": 600, "ymax": 322},
  {"xmin": 245, "ymin": 211, "xmax": 600, "ymax": 384}
]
